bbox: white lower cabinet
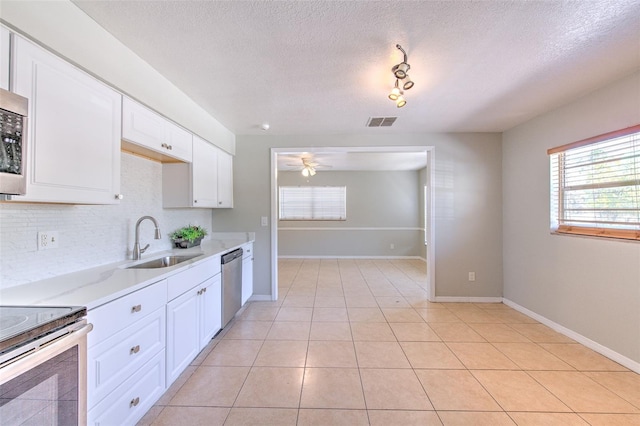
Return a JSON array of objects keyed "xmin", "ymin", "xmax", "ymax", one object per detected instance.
[
  {"xmin": 88, "ymin": 350, "xmax": 165, "ymax": 426},
  {"xmin": 165, "ymin": 285, "xmax": 199, "ymax": 384},
  {"xmin": 166, "ymin": 274, "xmax": 221, "ymax": 385},
  {"xmin": 87, "ymin": 280, "xmax": 167, "ymax": 426},
  {"xmin": 86, "ymin": 254, "xmax": 228, "ymax": 424},
  {"xmin": 200, "ymin": 275, "xmax": 222, "ymax": 348},
  {"xmin": 88, "ymin": 307, "xmax": 165, "ymax": 408},
  {"xmin": 241, "ymin": 243, "xmax": 254, "ymax": 306}
]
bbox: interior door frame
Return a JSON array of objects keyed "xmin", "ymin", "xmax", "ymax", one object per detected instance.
[{"xmin": 270, "ymin": 146, "xmax": 436, "ymax": 301}]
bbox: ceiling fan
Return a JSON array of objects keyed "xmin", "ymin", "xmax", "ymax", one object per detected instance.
[{"xmin": 286, "ymin": 157, "xmax": 332, "ymax": 177}]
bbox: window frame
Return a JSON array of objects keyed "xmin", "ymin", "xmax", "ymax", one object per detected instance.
[
  {"xmin": 547, "ymin": 124, "xmax": 640, "ymax": 241},
  {"xmin": 278, "ymin": 185, "xmax": 347, "ymax": 221}
]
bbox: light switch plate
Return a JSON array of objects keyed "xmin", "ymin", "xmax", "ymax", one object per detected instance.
[{"xmin": 261, "ymin": 216, "xmax": 268, "ymax": 226}]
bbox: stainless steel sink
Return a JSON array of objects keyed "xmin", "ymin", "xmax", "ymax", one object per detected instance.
[{"xmin": 126, "ymin": 254, "xmax": 200, "ymax": 269}]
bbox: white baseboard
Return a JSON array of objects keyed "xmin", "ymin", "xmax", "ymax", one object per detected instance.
[
  {"xmin": 433, "ymin": 296, "xmax": 503, "ymax": 303},
  {"xmin": 277, "ymin": 255, "xmax": 423, "ymax": 260},
  {"xmin": 248, "ymin": 295, "xmax": 274, "ymax": 302},
  {"xmin": 503, "ymin": 298, "xmax": 640, "ymax": 374}
]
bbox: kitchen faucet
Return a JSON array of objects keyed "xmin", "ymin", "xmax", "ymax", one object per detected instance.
[{"xmin": 132, "ymin": 216, "xmax": 161, "ymax": 260}]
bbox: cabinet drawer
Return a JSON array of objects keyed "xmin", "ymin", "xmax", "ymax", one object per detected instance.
[
  {"xmin": 88, "ymin": 307, "xmax": 165, "ymax": 408},
  {"xmin": 88, "ymin": 279, "xmax": 167, "ymax": 348},
  {"xmin": 167, "ymin": 256, "xmax": 220, "ymax": 301},
  {"xmin": 88, "ymin": 350, "xmax": 165, "ymax": 426}
]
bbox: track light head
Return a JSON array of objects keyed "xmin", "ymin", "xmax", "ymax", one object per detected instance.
[
  {"xmin": 402, "ymin": 75, "xmax": 414, "ymax": 90},
  {"xmin": 388, "ymin": 80, "xmax": 402, "ymax": 100}
]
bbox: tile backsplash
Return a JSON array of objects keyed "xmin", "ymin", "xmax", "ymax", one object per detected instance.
[{"xmin": 0, "ymin": 152, "xmax": 212, "ymax": 289}]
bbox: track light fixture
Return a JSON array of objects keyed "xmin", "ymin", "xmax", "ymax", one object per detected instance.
[{"xmin": 389, "ymin": 44, "xmax": 414, "ymax": 108}]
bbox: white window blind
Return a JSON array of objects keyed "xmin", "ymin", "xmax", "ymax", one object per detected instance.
[
  {"xmin": 279, "ymin": 186, "xmax": 346, "ymax": 220},
  {"xmin": 548, "ymin": 125, "xmax": 640, "ymax": 240}
]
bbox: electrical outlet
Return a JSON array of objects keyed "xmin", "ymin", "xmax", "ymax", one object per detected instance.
[
  {"xmin": 468, "ymin": 272, "xmax": 476, "ymax": 282},
  {"xmin": 37, "ymin": 231, "xmax": 59, "ymax": 250},
  {"xmin": 390, "ymin": 243, "xmax": 395, "ymax": 249},
  {"xmin": 261, "ymin": 216, "xmax": 268, "ymax": 227}
]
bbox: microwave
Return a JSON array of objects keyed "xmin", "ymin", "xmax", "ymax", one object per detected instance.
[{"xmin": 0, "ymin": 87, "xmax": 28, "ymax": 196}]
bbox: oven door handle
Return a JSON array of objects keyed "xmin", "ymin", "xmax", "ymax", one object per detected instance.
[{"xmin": 0, "ymin": 322, "xmax": 93, "ymax": 384}]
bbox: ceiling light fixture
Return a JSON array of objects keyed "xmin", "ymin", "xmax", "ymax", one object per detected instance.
[
  {"xmin": 389, "ymin": 44, "xmax": 414, "ymax": 108},
  {"xmin": 301, "ymin": 159, "xmax": 316, "ymax": 177}
]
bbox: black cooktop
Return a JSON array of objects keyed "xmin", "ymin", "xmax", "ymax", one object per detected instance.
[{"xmin": 0, "ymin": 306, "xmax": 86, "ymax": 354}]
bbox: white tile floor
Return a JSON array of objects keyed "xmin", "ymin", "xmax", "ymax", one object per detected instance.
[{"xmin": 138, "ymin": 258, "xmax": 640, "ymax": 425}]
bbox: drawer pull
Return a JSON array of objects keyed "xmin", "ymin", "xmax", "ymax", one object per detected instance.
[
  {"xmin": 161, "ymin": 143, "xmax": 173, "ymax": 150},
  {"xmin": 130, "ymin": 345, "xmax": 140, "ymax": 355},
  {"xmin": 130, "ymin": 397, "xmax": 140, "ymax": 408},
  {"xmin": 131, "ymin": 304, "xmax": 142, "ymax": 313}
]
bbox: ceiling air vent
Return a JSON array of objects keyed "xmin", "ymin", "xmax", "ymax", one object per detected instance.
[{"xmin": 367, "ymin": 117, "xmax": 397, "ymax": 127}]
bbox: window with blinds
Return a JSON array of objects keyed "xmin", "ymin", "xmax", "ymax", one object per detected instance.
[
  {"xmin": 279, "ymin": 186, "xmax": 346, "ymax": 220},
  {"xmin": 548, "ymin": 125, "xmax": 640, "ymax": 241}
]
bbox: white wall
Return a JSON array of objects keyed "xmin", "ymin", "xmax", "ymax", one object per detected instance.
[
  {"xmin": 0, "ymin": 153, "xmax": 212, "ymax": 289},
  {"xmin": 0, "ymin": 1, "xmax": 234, "ymax": 153},
  {"xmin": 212, "ymin": 133, "xmax": 503, "ymax": 299},
  {"xmin": 502, "ymin": 71, "xmax": 640, "ymax": 364},
  {"xmin": 278, "ymin": 170, "xmax": 423, "ymax": 257}
]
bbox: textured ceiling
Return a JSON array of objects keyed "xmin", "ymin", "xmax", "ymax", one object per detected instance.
[{"xmin": 73, "ymin": 0, "xmax": 640, "ymax": 137}]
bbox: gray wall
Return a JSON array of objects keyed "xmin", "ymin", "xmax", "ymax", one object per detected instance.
[
  {"xmin": 502, "ymin": 71, "xmax": 640, "ymax": 364},
  {"xmin": 278, "ymin": 170, "xmax": 422, "ymax": 257},
  {"xmin": 212, "ymin": 133, "xmax": 503, "ymax": 300}
]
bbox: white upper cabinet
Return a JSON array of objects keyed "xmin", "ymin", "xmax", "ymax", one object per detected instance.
[
  {"xmin": 11, "ymin": 35, "xmax": 122, "ymax": 204},
  {"xmin": 216, "ymin": 148, "xmax": 233, "ymax": 208},
  {"xmin": 191, "ymin": 135, "xmax": 219, "ymax": 207},
  {"xmin": 163, "ymin": 135, "xmax": 233, "ymax": 208},
  {"xmin": 0, "ymin": 27, "xmax": 9, "ymax": 90},
  {"xmin": 122, "ymin": 97, "xmax": 192, "ymax": 163}
]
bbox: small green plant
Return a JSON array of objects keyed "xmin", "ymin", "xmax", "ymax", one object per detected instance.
[{"xmin": 169, "ymin": 225, "xmax": 207, "ymax": 243}]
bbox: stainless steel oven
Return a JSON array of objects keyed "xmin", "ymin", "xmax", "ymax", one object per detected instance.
[
  {"xmin": 0, "ymin": 87, "xmax": 28, "ymax": 196},
  {"xmin": 0, "ymin": 306, "xmax": 92, "ymax": 426}
]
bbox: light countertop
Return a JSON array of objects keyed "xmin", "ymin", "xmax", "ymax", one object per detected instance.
[{"xmin": 0, "ymin": 233, "xmax": 255, "ymax": 310}]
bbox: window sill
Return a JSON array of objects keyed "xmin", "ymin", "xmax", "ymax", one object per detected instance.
[{"xmin": 550, "ymin": 231, "xmax": 640, "ymax": 244}]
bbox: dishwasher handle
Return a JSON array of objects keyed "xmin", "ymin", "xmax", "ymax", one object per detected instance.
[{"xmin": 221, "ymin": 248, "xmax": 243, "ymax": 264}]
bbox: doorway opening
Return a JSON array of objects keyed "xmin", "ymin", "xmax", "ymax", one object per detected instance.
[{"xmin": 270, "ymin": 146, "xmax": 435, "ymax": 302}]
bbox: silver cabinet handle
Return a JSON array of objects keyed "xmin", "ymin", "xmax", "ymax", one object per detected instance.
[
  {"xmin": 130, "ymin": 397, "xmax": 140, "ymax": 407},
  {"xmin": 131, "ymin": 304, "xmax": 142, "ymax": 313},
  {"xmin": 161, "ymin": 143, "xmax": 173, "ymax": 150},
  {"xmin": 130, "ymin": 345, "xmax": 140, "ymax": 355},
  {"xmin": 194, "ymin": 200, "xmax": 198, "ymax": 203},
  {"xmin": 115, "ymin": 194, "xmax": 124, "ymax": 200}
]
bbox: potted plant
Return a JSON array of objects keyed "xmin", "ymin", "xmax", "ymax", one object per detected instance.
[{"xmin": 169, "ymin": 225, "xmax": 207, "ymax": 248}]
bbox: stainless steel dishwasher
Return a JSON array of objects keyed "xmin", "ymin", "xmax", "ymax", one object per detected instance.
[{"xmin": 221, "ymin": 248, "xmax": 243, "ymax": 327}]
